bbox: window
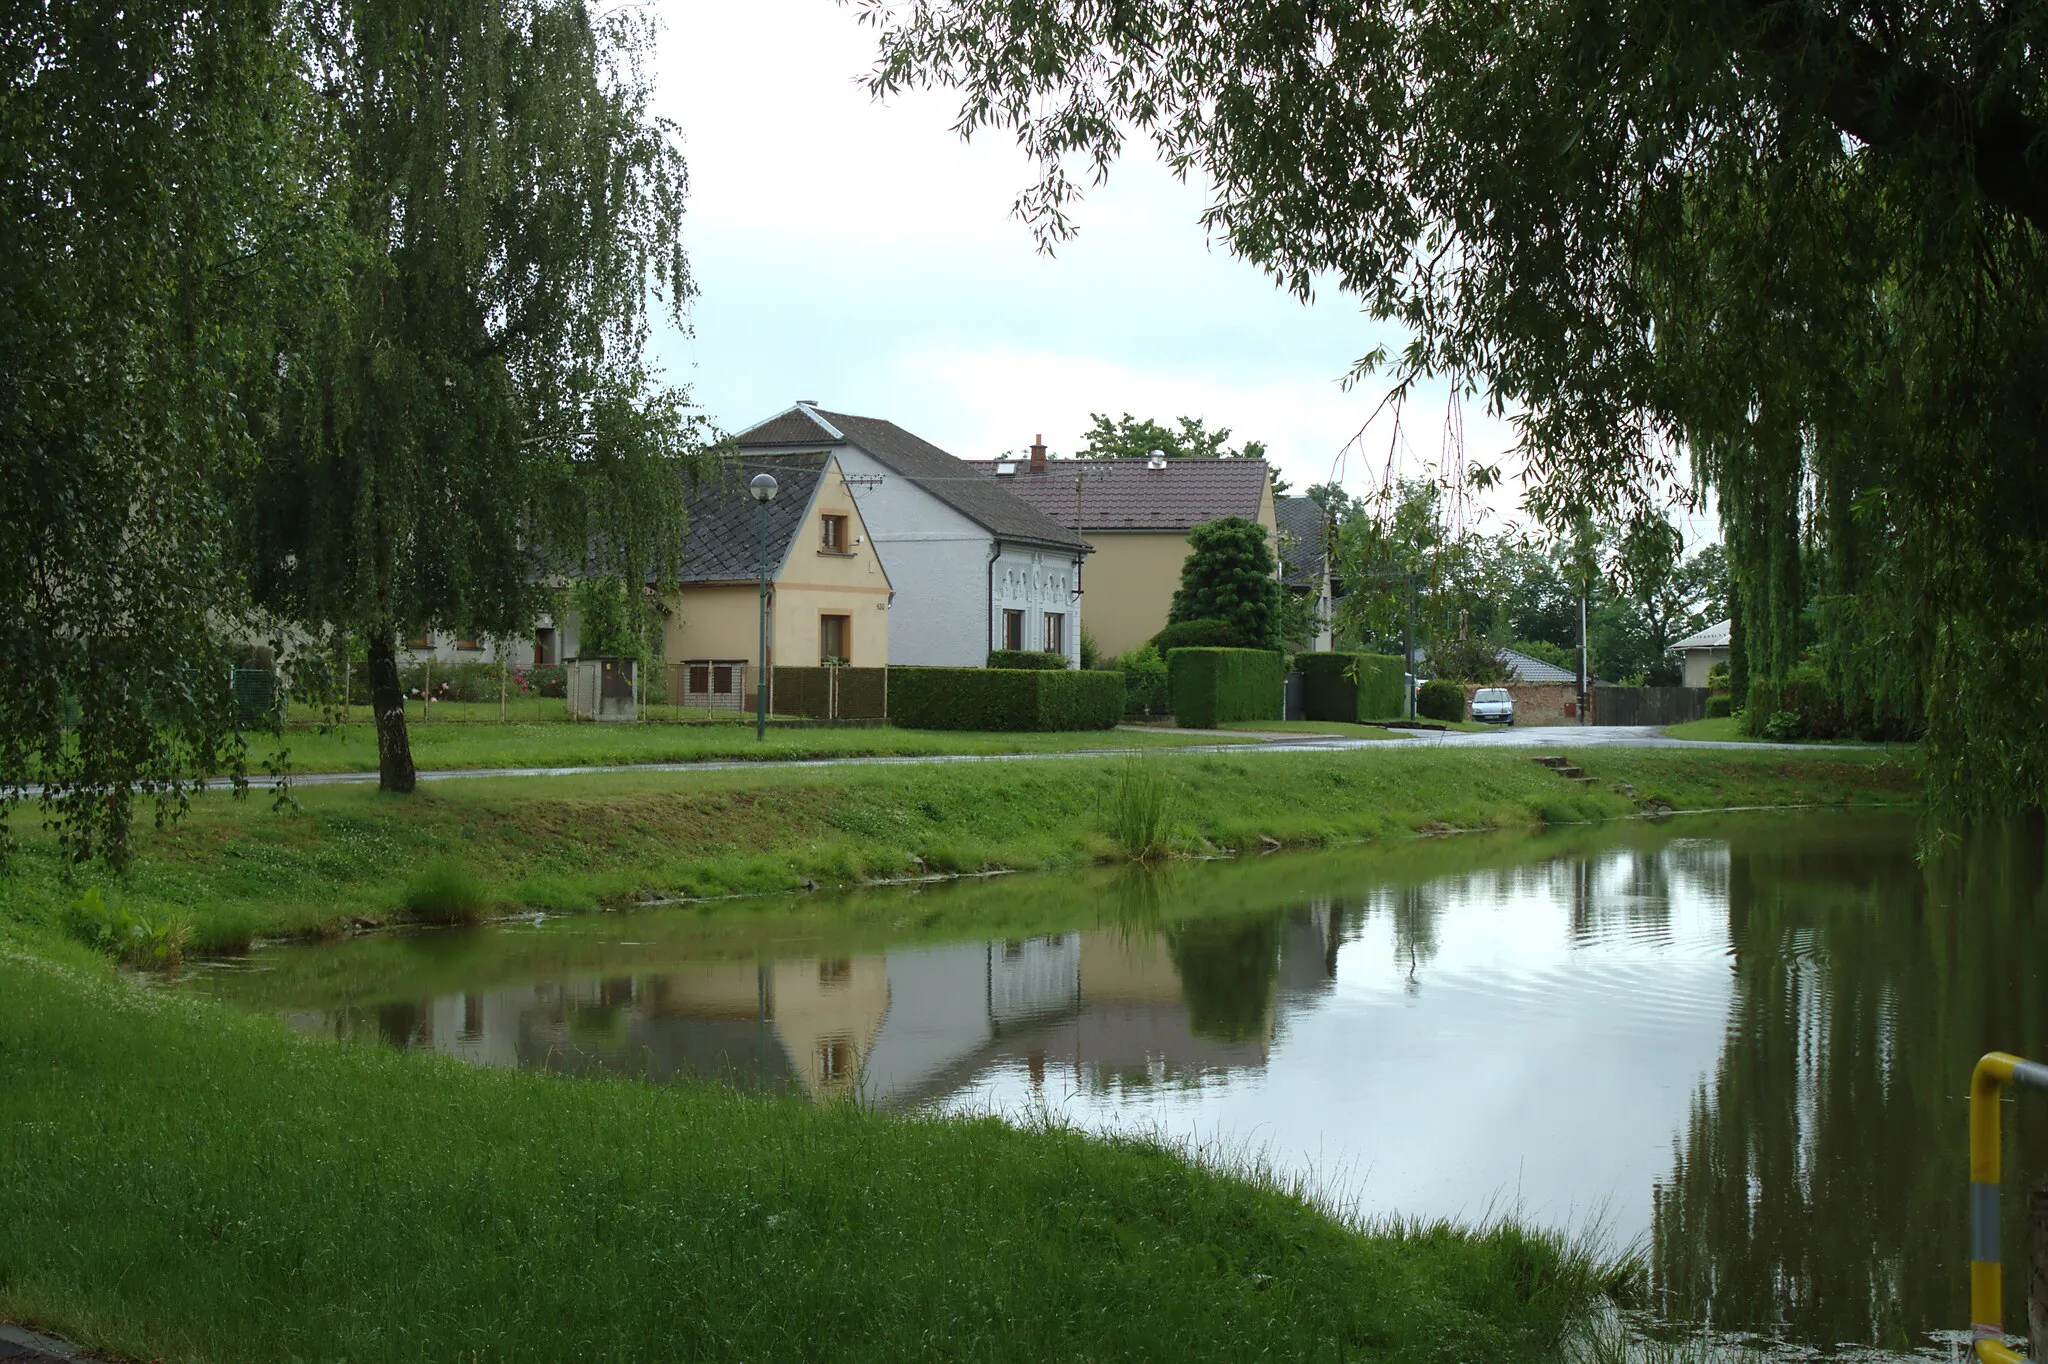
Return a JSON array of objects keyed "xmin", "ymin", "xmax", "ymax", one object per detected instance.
[
  {"xmin": 819, "ymin": 958, "xmax": 852, "ymax": 987},
  {"xmin": 1001, "ymin": 609, "xmax": 1025, "ymax": 651},
  {"xmin": 407, "ymin": 634, "xmax": 431, "ymax": 650},
  {"xmin": 818, "ymin": 1037, "xmax": 856, "ymax": 1083},
  {"xmin": 820, "ymin": 614, "xmax": 850, "ymax": 664},
  {"xmin": 821, "ymin": 513, "xmax": 849, "ymax": 552},
  {"xmin": 1043, "ymin": 612, "xmax": 1065, "ymax": 656},
  {"xmin": 533, "ymin": 628, "xmax": 556, "ymax": 666},
  {"xmin": 455, "ymin": 637, "xmax": 483, "ymax": 652}
]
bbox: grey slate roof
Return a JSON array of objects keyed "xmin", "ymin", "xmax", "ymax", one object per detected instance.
[
  {"xmin": 964, "ymin": 456, "xmax": 1271, "ymax": 532},
  {"xmin": 671, "ymin": 453, "xmax": 824, "ymax": 584},
  {"xmin": 735, "ymin": 405, "xmax": 1085, "ymax": 551},
  {"xmin": 1498, "ymin": 647, "xmax": 1578, "ymax": 684},
  {"xmin": 1669, "ymin": 618, "xmax": 1732, "ymax": 651},
  {"xmin": 1275, "ymin": 496, "xmax": 1329, "ymax": 590}
]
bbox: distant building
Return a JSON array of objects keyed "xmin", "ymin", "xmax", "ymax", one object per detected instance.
[
  {"xmin": 970, "ymin": 451, "xmax": 1279, "ymax": 659},
  {"xmin": 1275, "ymin": 496, "xmax": 1334, "ymax": 652},
  {"xmin": 1668, "ymin": 619, "xmax": 1732, "ymax": 688}
]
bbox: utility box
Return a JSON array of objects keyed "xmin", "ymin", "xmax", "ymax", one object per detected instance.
[{"xmin": 566, "ymin": 657, "xmax": 638, "ymax": 722}]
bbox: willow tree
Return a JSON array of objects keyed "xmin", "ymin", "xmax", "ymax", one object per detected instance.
[
  {"xmin": 1, "ymin": 0, "xmax": 320, "ymax": 864},
  {"xmin": 860, "ymin": 0, "xmax": 2048, "ymax": 815},
  {"xmin": 241, "ymin": 0, "xmax": 700, "ymax": 791}
]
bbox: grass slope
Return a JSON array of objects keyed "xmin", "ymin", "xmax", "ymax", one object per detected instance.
[
  {"xmin": 0, "ymin": 953, "xmax": 1620, "ymax": 1363},
  {"xmin": 1, "ymin": 748, "xmax": 1917, "ymax": 954},
  {"xmin": 263, "ymin": 718, "xmax": 1239, "ymax": 775}
]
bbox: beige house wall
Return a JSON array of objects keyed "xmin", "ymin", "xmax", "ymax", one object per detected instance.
[
  {"xmin": 1680, "ymin": 647, "xmax": 1729, "ymax": 689},
  {"xmin": 660, "ymin": 457, "xmax": 894, "ymax": 668},
  {"xmin": 1081, "ymin": 485, "xmax": 1283, "ymax": 659}
]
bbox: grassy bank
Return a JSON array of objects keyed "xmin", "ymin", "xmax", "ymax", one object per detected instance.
[
  {"xmin": 254, "ymin": 716, "xmax": 1242, "ymax": 775},
  {"xmin": 1, "ymin": 746, "xmax": 1917, "ymax": 955},
  {"xmin": 0, "ymin": 952, "xmax": 1624, "ymax": 1362}
]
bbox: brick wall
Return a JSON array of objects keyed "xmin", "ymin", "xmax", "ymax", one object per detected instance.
[{"xmin": 1463, "ymin": 680, "xmax": 1584, "ymax": 725}]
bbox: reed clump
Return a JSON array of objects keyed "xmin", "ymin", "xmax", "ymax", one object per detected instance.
[
  {"xmin": 400, "ymin": 857, "xmax": 491, "ymax": 924},
  {"xmin": 1104, "ymin": 752, "xmax": 1175, "ymax": 862}
]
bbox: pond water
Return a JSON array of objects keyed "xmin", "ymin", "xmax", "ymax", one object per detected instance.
[{"xmin": 177, "ymin": 811, "xmax": 2047, "ymax": 1359}]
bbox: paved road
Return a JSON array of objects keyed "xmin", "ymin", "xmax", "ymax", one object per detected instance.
[{"xmin": 233, "ymin": 724, "xmax": 1871, "ymax": 791}]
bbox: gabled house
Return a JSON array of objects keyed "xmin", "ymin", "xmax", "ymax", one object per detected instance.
[
  {"xmin": 971, "ymin": 448, "xmax": 1279, "ymax": 658},
  {"xmin": 1275, "ymin": 495, "xmax": 1334, "ymax": 652},
  {"xmin": 1668, "ymin": 619, "xmax": 1731, "ymax": 688},
  {"xmin": 658, "ymin": 452, "xmax": 891, "ymax": 707},
  {"xmin": 736, "ymin": 405, "xmax": 1088, "ymax": 667}
]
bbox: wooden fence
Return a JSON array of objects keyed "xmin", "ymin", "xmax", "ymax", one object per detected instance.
[{"xmin": 1592, "ymin": 685, "xmax": 1709, "ymax": 727}]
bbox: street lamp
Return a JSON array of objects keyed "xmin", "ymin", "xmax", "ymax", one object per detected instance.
[{"xmin": 749, "ymin": 472, "xmax": 778, "ymax": 740}]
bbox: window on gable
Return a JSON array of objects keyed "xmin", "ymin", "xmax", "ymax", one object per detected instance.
[{"xmin": 821, "ymin": 514, "xmax": 848, "ymax": 552}]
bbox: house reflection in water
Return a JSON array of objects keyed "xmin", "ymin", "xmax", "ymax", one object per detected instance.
[{"xmin": 290, "ymin": 907, "xmax": 1342, "ymax": 1108}]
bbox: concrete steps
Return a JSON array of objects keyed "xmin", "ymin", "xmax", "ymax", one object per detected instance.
[{"xmin": 1531, "ymin": 755, "xmax": 1596, "ymax": 784}]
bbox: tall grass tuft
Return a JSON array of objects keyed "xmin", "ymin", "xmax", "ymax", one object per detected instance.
[
  {"xmin": 62, "ymin": 887, "xmax": 191, "ymax": 968},
  {"xmin": 401, "ymin": 858, "xmax": 491, "ymax": 925},
  {"xmin": 1104, "ymin": 752, "xmax": 1175, "ymax": 862}
]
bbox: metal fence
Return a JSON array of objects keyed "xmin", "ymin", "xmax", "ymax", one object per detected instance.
[
  {"xmin": 1592, "ymin": 685, "xmax": 1709, "ymax": 727},
  {"xmin": 771, "ymin": 665, "xmax": 889, "ymax": 720}
]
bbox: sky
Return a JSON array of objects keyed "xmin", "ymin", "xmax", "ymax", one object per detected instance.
[{"xmin": 651, "ymin": 0, "xmax": 1716, "ymax": 549}]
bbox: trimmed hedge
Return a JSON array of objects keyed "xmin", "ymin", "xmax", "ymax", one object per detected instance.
[
  {"xmin": 889, "ymin": 667, "xmax": 1123, "ymax": 731},
  {"xmin": 1297, "ymin": 651, "xmax": 1407, "ymax": 722},
  {"xmin": 1704, "ymin": 694, "xmax": 1733, "ymax": 719},
  {"xmin": 1167, "ymin": 647, "xmax": 1285, "ymax": 729},
  {"xmin": 986, "ymin": 649, "xmax": 1069, "ymax": 670},
  {"xmin": 1151, "ymin": 617, "xmax": 1250, "ymax": 652},
  {"xmin": 1416, "ymin": 679, "xmax": 1466, "ymax": 723}
]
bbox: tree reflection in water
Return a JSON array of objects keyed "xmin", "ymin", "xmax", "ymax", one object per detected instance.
[{"xmin": 1651, "ymin": 816, "xmax": 2048, "ymax": 1352}]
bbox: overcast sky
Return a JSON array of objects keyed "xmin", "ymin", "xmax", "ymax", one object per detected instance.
[{"xmin": 652, "ymin": 0, "xmax": 1715, "ymax": 548}]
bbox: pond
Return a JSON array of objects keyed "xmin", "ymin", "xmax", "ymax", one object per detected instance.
[{"xmin": 176, "ymin": 810, "xmax": 2046, "ymax": 1359}]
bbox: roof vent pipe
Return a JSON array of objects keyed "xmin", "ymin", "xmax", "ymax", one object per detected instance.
[{"xmin": 1146, "ymin": 450, "xmax": 1168, "ymax": 470}]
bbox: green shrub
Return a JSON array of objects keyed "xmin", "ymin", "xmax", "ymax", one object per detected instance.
[
  {"xmin": 1704, "ymin": 694, "xmax": 1733, "ymax": 719},
  {"xmin": 1747, "ymin": 664, "xmax": 1918, "ymax": 742},
  {"xmin": 524, "ymin": 664, "xmax": 567, "ymax": 699},
  {"xmin": 1151, "ymin": 617, "xmax": 1249, "ymax": 652},
  {"xmin": 1417, "ymin": 679, "xmax": 1465, "ymax": 723},
  {"xmin": 1079, "ymin": 626, "xmax": 1101, "ymax": 671},
  {"xmin": 889, "ymin": 668, "xmax": 1122, "ymax": 731},
  {"xmin": 63, "ymin": 887, "xmax": 190, "ymax": 967},
  {"xmin": 1762, "ymin": 709, "xmax": 1808, "ymax": 742},
  {"xmin": 986, "ymin": 649, "xmax": 1069, "ymax": 670},
  {"xmin": 1296, "ymin": 651, "xmax": 1406, "ymax": 721},
  {"xmin": 402, "ymin": 859, "xmax": 491, "ymax": 925},
  {"xmin": 1116, "ymin": 645, "xmax": 1170, "ymax": 716},
  {"xmin": 1167, "ymin": 648, "xmax": 1285, "ymax": 729}
]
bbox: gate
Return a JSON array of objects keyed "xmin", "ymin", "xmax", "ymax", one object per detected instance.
[{"xmin": 771, "ymin": 665, "xmax": 888, "ymax": 720}]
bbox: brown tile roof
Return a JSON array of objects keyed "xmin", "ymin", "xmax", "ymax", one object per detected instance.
[
  {"xmin": 962, "ymin": 457, "xmax": 1271, "ymax": 532},
  {"xmin": 735, "ymin": 405, "xmax": 1085, "ymax": 551}
]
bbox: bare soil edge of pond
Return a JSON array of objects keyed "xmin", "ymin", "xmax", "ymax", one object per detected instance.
[{"xmin": 0, "ymin": 745, "xmax": 1918, "ymax": 959}]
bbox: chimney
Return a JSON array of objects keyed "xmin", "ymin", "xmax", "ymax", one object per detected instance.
[{"xmin": 1029, "ymin": 434, "xmax": 1047, "ymax": 470}]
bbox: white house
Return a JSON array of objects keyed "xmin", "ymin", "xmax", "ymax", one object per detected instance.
[
  {"xmin": 1669, "ymin": 619, "xmax": 1732, "ymax": 688},
  {"xmin": 735, "ymin": 404, "xmax": 1089, "ymax": 667}
]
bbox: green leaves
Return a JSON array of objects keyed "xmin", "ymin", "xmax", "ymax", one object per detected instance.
[{"xmin": 1169, "ymin": 517, "xmax": 1284, "ymax": 651}]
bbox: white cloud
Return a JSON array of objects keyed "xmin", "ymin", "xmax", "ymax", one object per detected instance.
[{"xmin": 649, "ymin": 0, "xmax": 1714, "ymax": 548}]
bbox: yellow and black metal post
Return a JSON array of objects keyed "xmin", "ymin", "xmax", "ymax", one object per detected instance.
[{"xmin": 1970, "ymin": 1052, "xmax": 2048, "ymax": 1362}]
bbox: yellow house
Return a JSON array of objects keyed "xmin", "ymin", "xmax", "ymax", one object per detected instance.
[
  {"xmin": 661, "ymin": 453, "xmax": 891, "ymax": 708},
  {"xmin": 969, "ymin": 453, "xmax": 1279, "ymax": 658}
]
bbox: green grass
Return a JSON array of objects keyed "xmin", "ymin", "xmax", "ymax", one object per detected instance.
[
  {"xmin": 1660, "ymin": 716, "xmax": 1910, "ymax": 745},
  {"xmin": 260, "ymin": 717, "xmax": 1243, "ymax": 775},
  {"xmin": 0, "ymin": 952, "xmax": 1628, "ymax": 1362},
  {"xmin": 1221, "ymin": 719, "xmax": 1411, "ymax": 738},
  {"xmin": 0, "ymin": 747, "xmax": 1919, "ymax": 955}
]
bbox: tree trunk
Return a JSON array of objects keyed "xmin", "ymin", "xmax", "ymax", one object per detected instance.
[
  {"xmin": 367, "ymin": 632, "xmax": 417, "ymax": 794},
  {"xmin": 2030, "ymin": 1179, "xmax": 2047, "ymax": 1359}
]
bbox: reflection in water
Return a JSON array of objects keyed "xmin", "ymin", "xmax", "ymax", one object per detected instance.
[{"xmin": 190, "ymin": 813, "xmax": 2048, "ymax": 1360}]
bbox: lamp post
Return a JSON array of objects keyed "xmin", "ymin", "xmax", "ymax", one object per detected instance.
[{"xmin": 749, "ymin": 472, "xmax": 778, "ymax": 740}]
